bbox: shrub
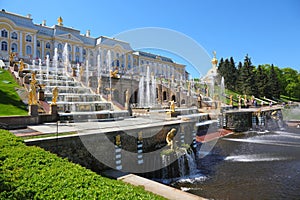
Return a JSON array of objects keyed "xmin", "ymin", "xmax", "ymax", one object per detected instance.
[{"xmin": 0, "ymin": 129, "xmax": 165, "ymax": 199}]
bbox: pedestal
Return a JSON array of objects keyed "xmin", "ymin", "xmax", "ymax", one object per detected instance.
[
  {"xmin": 50, "ymin": 104, "xmax": 58, "ymax": 115},
  {"xmin": 29, "ymin": 104, "xmax": 38, "ymax": 117}
]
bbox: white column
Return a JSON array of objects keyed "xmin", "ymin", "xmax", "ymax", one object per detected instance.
[
  {"xmin": 79, "ymin": 46, "xmax": 83, "ymax": 62},
  {"xmin": 41, "ymin": 41, "xmax": 44, "ymax": 60},
  {"xmin": 33, "ymin": 34, "xmax": 37, "ymax": 59},
  {"xmin": 73, "ymin": 45, "xmax": 76, "ymax": 62},
  {"xmin": 19, "ymin": 31, "xmax": 23, "ymax": 57}
]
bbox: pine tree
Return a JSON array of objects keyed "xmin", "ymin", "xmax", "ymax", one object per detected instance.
[
  {"xmin": 236, "ymin": 61, "xmax": 243, "ymax": 93},
  {"xmin": 255, "ymin": 65, "xmax": 268, "ymax": 97},
  {"xmin": 269, "ymin": 64, "xmax": 280, "ymax": 99},
  {"xmin": 238, "ymin": 55, "xmax": 256, "ymax": 95}
]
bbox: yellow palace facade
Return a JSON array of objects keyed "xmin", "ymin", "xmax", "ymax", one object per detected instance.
[{"xmin": 0, "ymin": 9, "xmax": 186, "ymax": 79}]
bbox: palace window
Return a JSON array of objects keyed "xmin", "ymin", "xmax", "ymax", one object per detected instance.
[
  {"xmin": 76, "ymin": 46, "xmax": 80, "ymax": 53},
  {"xmin": 46, "ymin": 51, "xmax": 50, "ymax": 57},
  {"xmin": 11, "ymin": 43, "xmax": 17, "ymax": 52},
  {"xmin": 67, "ymin": 44, "xmax": 71, "ymax": 52},
  {"xmin": 37, "ymin": 40, "xmax": 40, "ymax": 47},
  {"xmin": 26, "ymin": 35, "xmax": 32, "ymax": 42},
  {"xmin": 36, "ymin": 50, "xmax": 40, "ymax": 58},
  {"xmin": 75, "ymin": 55, "xmax": 79, "ymax": 63},
  {"xmin": 1, "ymin": 41, "xmax": 8, "ymax": 51},
  {"xmin": 1, "ymin": 29, "xmax": 8, "ymax": 38},
  {"xmin": 11, "ymin": 32, "xmax": 18, "ymax": 40},
  {"xmin": 58, "ymin": 43, "xmax": 62, "ymax": 50},
  {"xmin": 26, "ymin": 45, "xmax": 32, "ymax": 55},
  {"xmin": 83, "ymin": 49, "xmax": 86, "ymax": 55},
  {"xmin": 46, "ymin": 42, "xmax": 51, "ymax": 49}
]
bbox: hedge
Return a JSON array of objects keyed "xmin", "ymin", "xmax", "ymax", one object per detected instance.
[{"xmin": 0, "ymin": 130, "xmax": 165, "ymax": 199}]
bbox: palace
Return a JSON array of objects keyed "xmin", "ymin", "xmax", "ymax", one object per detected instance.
[{"xmin": 0, "ymin": 9, "xmax": 187, "ymax": 80}]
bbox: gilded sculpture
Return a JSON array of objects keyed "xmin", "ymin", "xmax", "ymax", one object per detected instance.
[
  {"xmin": 52, "ymin": 87, "xmax": 58, "ymax": 105},
  {"xmin": 166, "ymin": 128, "xmax": 176, "ymax": 150}
]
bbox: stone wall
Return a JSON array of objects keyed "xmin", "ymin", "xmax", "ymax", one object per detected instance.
[{"xmin": 25, "ymin": 122, "xmax": 196, "ymax": 174}]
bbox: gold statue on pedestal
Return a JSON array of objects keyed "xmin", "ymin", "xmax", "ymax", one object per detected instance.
[
  {"xmin": 166, "ymin": 128, "xmax": 176, "ymax": 150},
  {"xmin": 51, "ymin": 87, "xmax": 58, "ymax": 105}
]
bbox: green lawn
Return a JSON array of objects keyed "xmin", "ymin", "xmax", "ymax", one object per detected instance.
[
  {"xmin": 0, "ymin": 69, "xmax": 28, "ymax": 116},
  {"xmin": 0, "ymin": 129, "xmax": 166, "ymax": 199}
]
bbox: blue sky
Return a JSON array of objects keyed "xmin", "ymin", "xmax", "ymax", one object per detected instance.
[{"xmin": 2, "ymin": 0, "xmax": 300, "ymax": 77}]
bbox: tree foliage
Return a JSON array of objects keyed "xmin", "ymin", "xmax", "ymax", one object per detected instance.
[{"xmin": 217, "ymin": 54, "xmax": 300, "ymax": 100}]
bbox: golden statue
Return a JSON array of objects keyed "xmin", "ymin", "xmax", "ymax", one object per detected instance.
[
  {"xmin": 57, "ymin": 16, "xmax": 63, "ymax": 26},
  {"xmin": 31, "ymin": 72, "xmax": 37, "ymax": 85},
  {"xmin": 28, "ymin": 83, "xmax": 37, "ymax": 105},
  {"xmin": 169, "ymin": 100, "xmax": 175, "ymax": 113},
  {"xmin": 9, "ymin": 52, "xmax": 15, "ymax": 65},
  {"xmin": 110, "ymin": 69, "xmax": 120, "ymax": 79},
  {"xmin": 51, "ymin": 87, "xmax": 58, "ymax": 105},
  {"xmin": 19, "ymin": 59, "xmax": 25, "ymax": 71},
  {"xmin": 115, "ymin": 135, "xmax": 121, "ymax": 146},
  {"xmin": 166, "ymin": 128, "xmax": 176, "ymax": 150},
  {"xmin": 229, "ymin": 95, "xmax": 233, "ymax": 106}
]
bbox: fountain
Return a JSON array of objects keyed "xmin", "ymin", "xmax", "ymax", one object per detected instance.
[
  {"xmin": 53, "ymin": 48, "xmax": 59, "ymax": 86},
  {"xmin": 138, "ymin": 66, "xmax": 157, "ymax": 108},
  {"xmin": 63, "ymin": 43, "xmax": 69, "ymax": 76}
]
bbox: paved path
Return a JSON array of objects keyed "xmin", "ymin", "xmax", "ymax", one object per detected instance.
[{"xmin": 26, "ymin": 117, "xmax": 184, "ymax": 136}]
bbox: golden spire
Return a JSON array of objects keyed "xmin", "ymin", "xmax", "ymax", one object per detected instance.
[
  {"xmin": 211, "ymin": 50, "xmax": 218, "ymax": 65},
  {"xmin": 57, "ymin": 16, "xmax": 63, "ymax": 26}
]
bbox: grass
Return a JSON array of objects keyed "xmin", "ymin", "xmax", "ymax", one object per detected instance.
[
  {"xmin": 0, "ymin": 129, "xmax": 166, "ymax": 199},
  {"xmin": 0, "ymin": 69, "xmax": 28, "ymax": 116},
  {"xmin": 280, "ymin": 95, "xmax": 300, "ymax": 103}
]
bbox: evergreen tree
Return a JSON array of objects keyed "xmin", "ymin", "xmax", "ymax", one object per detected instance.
[
  {"xmin": 269, "ymin": 64, "xmax": 280, "ymax": 99},
  {"xmin": 238, "ymin": 55, "xmax": 256, "ymax": 95},
  {"xmin": 255, "ymin": 65, "xmax": 268, "ymax": 97},
  {"xmin": 225, "ymin": 57, "xmax": 237, "ymax": 91},
  {"xmin": 236, "ymin": 61, "xmax": 243, "ymax": 93}
]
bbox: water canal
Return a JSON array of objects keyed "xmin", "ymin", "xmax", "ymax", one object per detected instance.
[{"xmin": 169, "ymin": 127, "xmax": 300, "ymax": 199}]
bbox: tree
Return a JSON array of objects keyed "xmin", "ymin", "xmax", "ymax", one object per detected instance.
[
  {"xmin": 255, "ymin": 65, "xmax": 269, "ymax": 97},
  {"xmin": 236, "ymin": 61, "xmax": 243, "ymax": 93},
  {"xmin": 268, "ymin": 64, "xmax": 280, "ymax": 99},
  {"xmin": 238, "ymin": 55, "xmax": 256, "ymax": 95}
]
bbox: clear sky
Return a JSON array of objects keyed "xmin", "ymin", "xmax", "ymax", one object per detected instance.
[{"xmin": 2, "ymin": 0, "xmax": 300, "ymax": 77}]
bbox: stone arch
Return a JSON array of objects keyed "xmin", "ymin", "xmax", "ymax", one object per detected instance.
[
  {"xmin": 163, "ymin": 91, "xmax": 167, "ymax": 101},
  {"xmin": 171, "ymin": 94, "xmax": 176, "ymax": 102},
  {"xmin": 181, "ymin": 99, "xmax": 186, "ymax": 105}
]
